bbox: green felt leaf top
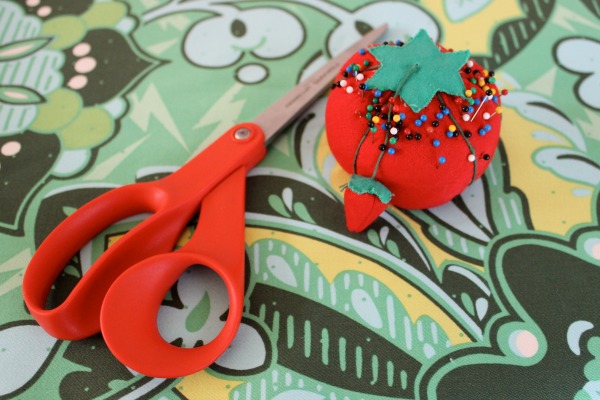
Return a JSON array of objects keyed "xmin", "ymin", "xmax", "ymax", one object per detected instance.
[
  {"xmin": 347, "ymin": 174, "xmax": 392, "ymax": 204},
  {"xmin": 366, "ymin": 30, "xmax": 470, "ymax": 112}
]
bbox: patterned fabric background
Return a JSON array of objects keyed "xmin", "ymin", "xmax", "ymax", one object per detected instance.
[{"xmin": 1, "ymin": 0, "xmax": 599, "ymax": 399}]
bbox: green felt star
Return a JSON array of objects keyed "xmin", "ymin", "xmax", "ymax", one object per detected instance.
[{"xmin": 366, "ymin": 30, "xmax": 470, "ymax": 112}]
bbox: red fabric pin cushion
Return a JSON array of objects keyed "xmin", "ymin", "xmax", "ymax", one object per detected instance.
[{"xmin": 325, "ymin": 30, "xmax": 505, "ymax": 232}]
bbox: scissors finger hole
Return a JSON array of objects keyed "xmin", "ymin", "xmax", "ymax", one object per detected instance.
[
  {"xmin": 45, "ymin": 212, "xmax": 155, "ymax": 310},
  {"xmin": 157, "ymin": 265, "xmax": 229, "ymax": 348}
]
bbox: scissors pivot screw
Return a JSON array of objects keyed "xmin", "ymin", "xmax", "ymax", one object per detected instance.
[{"xmin": 233, "ymin": 128, "xmax": 252, "ymax": 141}]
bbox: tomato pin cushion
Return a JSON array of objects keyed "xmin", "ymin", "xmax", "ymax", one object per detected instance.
[{"xmin": 325, "ymin": 30, "xmax": 506, "ymax": 232}]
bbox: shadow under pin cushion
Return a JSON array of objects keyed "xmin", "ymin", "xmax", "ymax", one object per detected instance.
[{"xmin": 325, "ymin": 30, "xmax": 506, "ymax": 232}]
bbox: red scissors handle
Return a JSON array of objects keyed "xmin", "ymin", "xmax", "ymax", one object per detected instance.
[
  {"xmin": 24, "ymin": 183, "xmax": 191, "ymax": 339},
  {"xmin": 100, "ymin": 167, "xmax": 247, "ymax": 377},
  {"xmin": 23, "ymin": 123, "xmax": 266, "ymax": 341}
]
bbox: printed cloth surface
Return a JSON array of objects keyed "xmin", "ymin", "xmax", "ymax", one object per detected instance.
[{"xmin": 1, "ymin": 0, "xmax": 600, "ymax": 399}]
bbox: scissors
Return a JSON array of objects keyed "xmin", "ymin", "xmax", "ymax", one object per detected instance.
[{"xmin": 22, "ymin": 25, "xmax": 386, "ymax": 378}]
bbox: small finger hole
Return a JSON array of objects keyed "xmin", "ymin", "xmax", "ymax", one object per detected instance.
[{"xmin": 157, "ymin": 265, "xmax": 229, "ymax": 348}]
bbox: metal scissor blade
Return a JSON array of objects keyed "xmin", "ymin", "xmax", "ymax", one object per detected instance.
[{"xmin": 253, "ymin": 24, "xmax": 387, "ymax": 144}]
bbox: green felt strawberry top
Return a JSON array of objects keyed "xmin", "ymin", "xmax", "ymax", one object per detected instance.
[
  {"xmin": 347, "ymin": 174, "xmax": 393, "ymax": 204},
  {"xmin": 367, "ymin": 30, "xmax": 470, "ymax": 112}
]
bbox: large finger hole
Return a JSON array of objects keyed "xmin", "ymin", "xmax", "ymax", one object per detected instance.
[
  {"xmin": 36, "ymin": 169, "xmax": 185, "ymax": 314},
  {"xmin": 36, "ymin": 185, "xmax": 158, "ymax": 311},
  {"xmin": 47, "ymin": 211, "xmax": 160, "ymax": 312}
]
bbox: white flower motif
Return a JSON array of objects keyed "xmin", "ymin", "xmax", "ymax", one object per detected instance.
[{"xmin": 556, "ymin": 37, "xmax": 600, "ymax": 110}]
